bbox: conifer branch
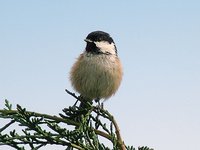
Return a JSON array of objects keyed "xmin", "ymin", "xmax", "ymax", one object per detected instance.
[{"xmin": 0, "ymin": 91, "xmax": 154, "ymax": 150}]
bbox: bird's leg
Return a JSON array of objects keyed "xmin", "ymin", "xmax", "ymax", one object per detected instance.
[
  {"xmin": 95, "ymin": 98, "xmax": 104, "ymax": 109},
  {"xmin": 101, "ymin": 102, "xmax": 104, "ymax": 109},
  {"xmin": 95, "ymin": 98, "xmax": 100, "ymax": 106},
  {"xmin": 95, "ymin": 98, "xmax": 104, "ymax": 115}
]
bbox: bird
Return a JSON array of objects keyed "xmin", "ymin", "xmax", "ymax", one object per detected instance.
[{"xmin": 70, "ymin": 31, "xmax": 123, "ymax": 107}]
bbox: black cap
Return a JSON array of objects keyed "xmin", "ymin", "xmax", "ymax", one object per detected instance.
[{"xmin": 85, "ymin": 31, "xmax": 114, "ymax": 44}]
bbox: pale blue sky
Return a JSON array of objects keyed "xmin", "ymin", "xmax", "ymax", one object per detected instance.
[{"xmin": 0, "ymin": 1, "xmax": 200, "ymax": 150}]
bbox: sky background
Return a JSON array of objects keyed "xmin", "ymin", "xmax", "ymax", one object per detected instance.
[{"xmin": 0, "ymin": 0, "xmax": 200, "ymax": 150}]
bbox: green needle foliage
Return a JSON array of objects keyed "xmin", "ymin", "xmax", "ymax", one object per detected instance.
[{"xmin": 0, "ymin": 90, "xmax": 154, "ymax": 150}]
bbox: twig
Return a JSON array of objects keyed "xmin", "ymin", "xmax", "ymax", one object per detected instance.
[
  {"xmin": 64, "ymin": 89, "xmax": 126, "ymax": 150},
  {"xmin": 0, "ymin": 120, "xmax": 15, "ymax": 132},
  {"xmin": 0, "ymin": 109, "xmax": 78, "ymax": 126},
  {"xmin": 65, "ymin": 89, "xmax": 80, "ymax": 100},
  {"xmin": 0, "ymin": 135, "xmax": 84, "ymax": 150},
  {"xmin": 0, "ymin": 109, "xmax": 112, "ymax": 142},
  {"xmin": 111, "ymin": 116, "xmax": 126, "ymax": 150},
  {"xmin": 94, "ymin": 108, "xmax": 126, "ymax": 150}
]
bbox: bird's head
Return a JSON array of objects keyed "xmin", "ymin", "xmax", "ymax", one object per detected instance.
[{"xmin": 84, "ymin": 31, "xmax": 117, "ymax": 56}]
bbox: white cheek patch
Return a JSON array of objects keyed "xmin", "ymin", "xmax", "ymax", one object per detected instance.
[{"xmin": 94, "ymin": 41, "xmax": 116, "ymax": 55}]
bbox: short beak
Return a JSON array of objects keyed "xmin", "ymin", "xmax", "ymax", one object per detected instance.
[{"xmin": 84, "ymin": 39, "xmax": 93, "ymax": 43}]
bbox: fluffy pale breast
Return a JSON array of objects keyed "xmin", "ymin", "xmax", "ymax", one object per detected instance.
[{"xmin": 70, "ymin": 53, "xmax": 122, "ymax": 100}]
